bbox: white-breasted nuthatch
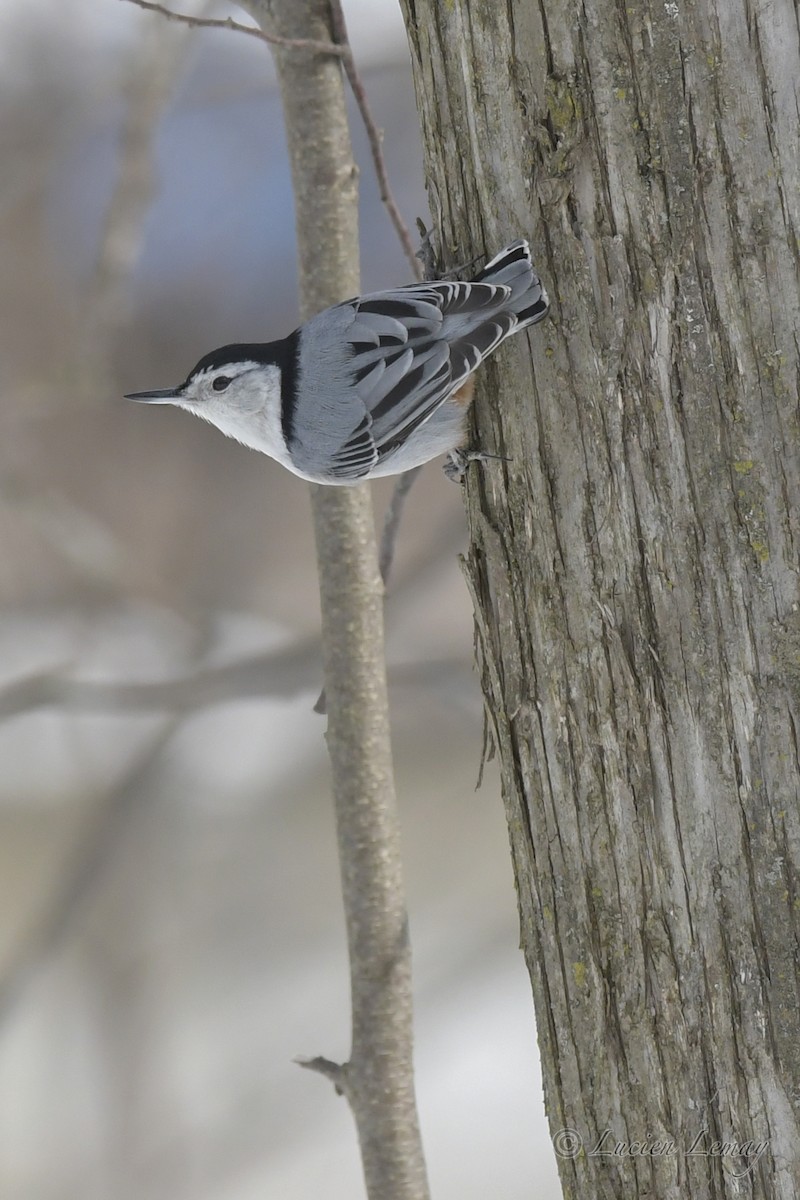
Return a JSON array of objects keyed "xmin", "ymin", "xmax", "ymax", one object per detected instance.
[{"xmin": 125, "ymin": 240, "xmax": 549, "ymax": 483}]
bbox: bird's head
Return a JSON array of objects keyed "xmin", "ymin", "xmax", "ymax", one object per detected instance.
[{"xmin": 125, "ymin": 341, "xmax": 291, "ymax": 459}]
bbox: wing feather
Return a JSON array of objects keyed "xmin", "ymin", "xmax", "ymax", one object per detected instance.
[{"xmin": 332, "ymin": 283, "xmax": 512, "ymax": 475}]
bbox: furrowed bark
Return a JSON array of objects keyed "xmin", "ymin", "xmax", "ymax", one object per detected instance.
[
  {"xmin": 400, "ymin": 1, "xmax": 800, "ymax": 1197},
  {"xmin": 241, "ymin": 3, "xmax": 429, "ymax": 1198}
]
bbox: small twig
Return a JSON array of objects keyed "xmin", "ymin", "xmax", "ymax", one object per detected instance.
[
  {"xmin": 328, "ymin": 0, "xmax": 422, "ymax": 280},
  {"xmin": 415, "ymin": 218, "xmax": 440, "ymax": 281},
  {"xmin": 295, "ymin": 1055, "xmax": 349, "ymax": 1096},
  {"xmin": 379, "ymin": 467, "xmax": 422, "ymax": 586},
  {"xmin": 123, "ymin": 0, "xmax": 346, "ymax": 56},
  {"xmin": 331, "ymin": 0, "xmax": 426, "ymax": 661},
  {"xmin": 317, "ymin": 464, "xmax": 423, "ymax": 714}
]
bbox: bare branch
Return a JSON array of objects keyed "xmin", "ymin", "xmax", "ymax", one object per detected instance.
[
  {"xmin": 122, "ymin": 0, "xmax": 345, "ymax": 56},
  {"xmin": 328, "ymin": 0, "xmax": 422, "ymax": 280},
  {"xmin": 243, "ymin": 1, "xmax": 430, "ymax": 1196}
]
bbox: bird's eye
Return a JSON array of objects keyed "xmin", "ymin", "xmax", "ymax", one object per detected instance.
[{"xmin": 212, "ymin": 375, "xmax": 232, "ymax": 392}]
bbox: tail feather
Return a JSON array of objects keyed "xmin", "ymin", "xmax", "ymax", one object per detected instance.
[{"xmin": 474, "ymin": 239, "xmax": 549, "ymax": 330}]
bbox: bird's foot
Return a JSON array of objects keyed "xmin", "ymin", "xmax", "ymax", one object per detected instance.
[{"xmin": 443, "ymin": 448, "xmax": 511, "ymax": 481}]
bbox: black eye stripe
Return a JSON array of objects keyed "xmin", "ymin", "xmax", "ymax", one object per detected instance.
[{"xmin": 212, "ymin": 376, "xmax": 232, "ymax": 392}]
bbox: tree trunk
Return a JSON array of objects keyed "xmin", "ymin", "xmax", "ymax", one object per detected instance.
[{"xmin": 400, "ymin": 1, "xmax": 800, "ymax": 1196}]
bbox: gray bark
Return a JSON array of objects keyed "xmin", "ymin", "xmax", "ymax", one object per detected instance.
[
  {"xmin": 242, "ymin": 3, "xmax": 429, "ymax": 1198},
  {"xmin": 400, "ymin": 1, "xmax": 800, "ymax": 1197}
]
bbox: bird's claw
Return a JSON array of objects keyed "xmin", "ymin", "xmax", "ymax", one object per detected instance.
[{"xmin": 443, "ymin": 448, "xmax": 511, "ymax": 481}]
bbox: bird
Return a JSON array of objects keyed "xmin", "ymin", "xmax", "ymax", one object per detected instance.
[{"xmin": 125, "ymin": 240, "xmax": 549, "ymax": 484}]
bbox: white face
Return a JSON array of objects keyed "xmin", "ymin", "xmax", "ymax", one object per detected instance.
[
  {"xmin": 177, "ymin": 361, "xmax": 264, "ymax": 411},
  {"xmin": 128, "ymin": 361, "xmax": 289, "ymax": 463}
]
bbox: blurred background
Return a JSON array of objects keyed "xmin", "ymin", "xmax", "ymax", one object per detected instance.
[{"xmin": 0, "ymin": 1, "xmax": 560, "ymax": 1195}]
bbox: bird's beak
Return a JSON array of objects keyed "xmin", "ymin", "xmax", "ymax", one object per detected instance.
[{"xmin": 124, "ymin": 387, "xmax": 180, "ymax": 404}]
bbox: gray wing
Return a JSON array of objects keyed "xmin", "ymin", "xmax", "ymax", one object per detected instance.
[{"xmin": 298, "ymin": 281, "xmax": 516, "ymax": 481}]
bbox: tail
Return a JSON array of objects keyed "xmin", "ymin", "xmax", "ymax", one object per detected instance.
[{"xmin": 474, "ymin": 240, "xmax": 549, "ymax": 329}]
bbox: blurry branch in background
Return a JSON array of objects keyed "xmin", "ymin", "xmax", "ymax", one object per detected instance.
[
  {"xmin": 0, "ymin": 509, "xmax": 470, "ymax": 721},
  {"xmin": 0, "ymin": 477, "xmax": 130, "ymax": 591},
  {"xmin": 246, "ymin": 1, "xmax": 430, "ymax": 1197},
  {"xmin": 0, "ymin": 652, "xmax": 473, "ymax": 719},
  {"xmin": 0, "ymin": 720, "xmax": 181, "ymax": 1023},
  {"xmin": 86, "ymin": 10, "xmax": 197, "ymax": 367},
  {"xmin": 0, "ymin": 8, "xmax": 204, "ymax": 627},
  {"xmin": 83, "ymin": 3, "xmax": 206, "ymax": 396},
  {"xmin": 1, "ymin": 473, "xmax": 196, "ymax": 616}
]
